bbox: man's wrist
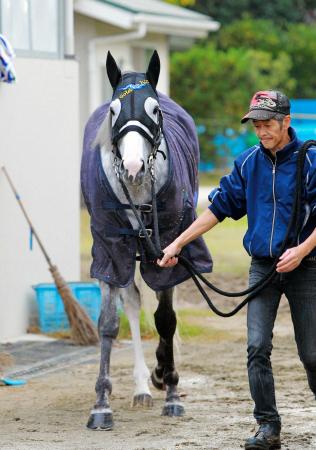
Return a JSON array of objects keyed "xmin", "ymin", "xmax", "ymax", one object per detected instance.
[
  {"xmin": 298, "ymin": 241, "xmax": 314, "ymax": 258},
  {"xmin": 174, "ymin": 236, "xmax": 184, "ymax": 252}
]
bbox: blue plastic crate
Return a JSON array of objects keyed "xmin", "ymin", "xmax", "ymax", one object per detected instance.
[{"xmin": 33, "ymin": 282, "xmax": 101, "ymax": 333}]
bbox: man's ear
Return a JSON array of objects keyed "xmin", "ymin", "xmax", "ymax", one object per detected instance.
[
  {"xmin": 106, "ymin": 51, "xmax": 122, "ymax": 89},
  {"xmin": 284, "ymin": 115, "xmax": 291, "ymax": 129},
  {"xmin": 146, "ymin": 50, "xmax": 160, "ymax": 89}
]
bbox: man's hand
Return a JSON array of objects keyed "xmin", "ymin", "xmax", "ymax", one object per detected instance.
[
  {"xmin": 157, "ymin": 208, "xmax": 219, "ymax": 268},
  {"xmin": 157, "ymin": 241, "xmax": 182, "ymax": 268},
  {"xmin": 276, "ymin": 246, "xmax": 307, "ymax": 273}
]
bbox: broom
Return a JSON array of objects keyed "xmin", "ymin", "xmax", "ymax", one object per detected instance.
[{"xmin": 1, "ymin": 166, "xmax": 99, "ymax": 346}]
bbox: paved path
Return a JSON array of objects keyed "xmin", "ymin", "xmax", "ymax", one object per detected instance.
[{"xmin": 1, "ymin": 339, "xmax": 132, "ymax": 380}]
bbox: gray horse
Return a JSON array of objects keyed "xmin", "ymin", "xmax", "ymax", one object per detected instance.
[{"xmin": 81, "ymin": 50, "xmax": 212, "ymax": 430}]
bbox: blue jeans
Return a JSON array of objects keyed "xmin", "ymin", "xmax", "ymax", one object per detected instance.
[{"xmin": 248, "ymin": 257, "xmax": 316, "ymax": 424}]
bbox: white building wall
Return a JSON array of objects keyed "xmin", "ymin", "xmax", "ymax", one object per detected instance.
[{"xmin": 0, "ymin": 58, "xmax": 80, "ymax": 341}]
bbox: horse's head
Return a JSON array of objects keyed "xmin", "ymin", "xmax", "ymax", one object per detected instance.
[{"xmin": 105, "ymin": 51, "xmax": 162, "ymax": 185}]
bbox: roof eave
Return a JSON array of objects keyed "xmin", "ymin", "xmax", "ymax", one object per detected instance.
[
  {"xmin": 74, "ymin": 0, "xmax": 133, "ymax": 29},
  {"xmin": 133, "ymin": 14, "xmax": 220, "ymax": 36},
  {"xmin": 74, "ymin": 0, "xmax": 220, "ymax": 35},
  {"xmin": 144, "ymin": 26, "xmax": 214, "ymax": 39}
]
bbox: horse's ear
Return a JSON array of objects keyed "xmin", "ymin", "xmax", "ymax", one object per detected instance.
[
  {"xmin": 106, "ymin": 51, "xmax": 122, "ymax": 89},
  {"xmin": 146, "ymin": 50, "xmax": 160, "ymax": 89}
]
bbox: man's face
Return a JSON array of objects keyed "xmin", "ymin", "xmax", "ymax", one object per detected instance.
[{"xmin": 252, "ymin": 116, "xmax": 290, "ymax": 152}]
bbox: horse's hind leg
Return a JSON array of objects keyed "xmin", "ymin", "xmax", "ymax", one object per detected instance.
[
  {"xmin": 152, "ymin": 288, "xmax": 184, "ymax": 417},
  {"xmin": 120, "ymin": 282, "xmax": 153, "ymax": 407},
  {"xmin": 87, "ymin": 282, "xmax": 119, "ymax": 431}
]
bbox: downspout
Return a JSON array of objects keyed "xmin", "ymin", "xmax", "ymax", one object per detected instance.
[
  {"xmin": 64, "ymin": 0, "xmax": 75, "ymax": 58},
  {"xmin": 88, "ymin": 23, "xmax": 147, "ymax": 114}
]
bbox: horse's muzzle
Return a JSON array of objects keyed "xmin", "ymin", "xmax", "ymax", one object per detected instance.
[{"xmin": 122, "ymin": 159, "xmax": 145, "ymax": 185}]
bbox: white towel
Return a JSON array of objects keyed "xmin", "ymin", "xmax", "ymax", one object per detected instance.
[{"xmin": 0, "ymin": 34, "xmax": 16, "ymax": 83}]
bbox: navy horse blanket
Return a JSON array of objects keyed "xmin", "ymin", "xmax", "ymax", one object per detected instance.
[{"xmin": 81, "ymin": 93, "xmax": 212, "ymax": 290}]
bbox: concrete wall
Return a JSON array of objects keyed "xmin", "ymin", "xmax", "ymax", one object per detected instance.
[
  {"xmin": 75, "ymin": 13, "xmax": 170, "ymax": 140},
  {"xmin": 0, "ymin": 58, "xmax": 80, "ymax": 341}
]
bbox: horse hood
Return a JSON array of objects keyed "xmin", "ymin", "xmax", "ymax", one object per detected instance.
[{"xmin": 81, "ymin": 93, "xmax": 212, "ymax": 290}]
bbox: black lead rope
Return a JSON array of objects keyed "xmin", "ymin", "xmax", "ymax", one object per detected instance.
[{"xmin": 118, "ymin": 139, "xmax": 316, "ymax": 317}]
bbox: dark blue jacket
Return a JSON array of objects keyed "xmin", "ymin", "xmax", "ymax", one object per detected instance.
[{"xmin": 208, "ymin": 128, "xmax": 316, "ymax": 258}]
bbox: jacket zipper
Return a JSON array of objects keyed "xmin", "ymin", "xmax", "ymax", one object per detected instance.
[{"xmin": 270, "ymin": 158, "xmax": 277, "ymax": 257}]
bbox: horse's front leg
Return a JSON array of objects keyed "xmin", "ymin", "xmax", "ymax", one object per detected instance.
[
  {"xmin": 152, "ymin": 288, "xmax": 184, "ymax": 417},
  {"xmin": 87, "ymin": 282, "xmax": 119, "ymax": 430},
  {"xmin": 120, "ymin": 282, "xmax": 153, "ymax": 407}
]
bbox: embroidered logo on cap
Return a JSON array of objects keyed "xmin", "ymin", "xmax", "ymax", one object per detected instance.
[{"xmin": 250, "ymin": 92, "xmax": 277, "ymax": 110}]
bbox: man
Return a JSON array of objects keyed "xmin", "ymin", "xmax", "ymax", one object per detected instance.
[{"xmin": 158, "ymin": 90, "xmax": 316, "ymax": 450}]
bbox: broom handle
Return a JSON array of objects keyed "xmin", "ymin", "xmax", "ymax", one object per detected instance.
[{"xmin": 1, "ymin": 166, "xmax": 54, "ymax": 270}]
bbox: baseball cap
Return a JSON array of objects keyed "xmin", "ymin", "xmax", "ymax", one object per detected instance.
[{"xmin": 241, "ymin": 90, "xmax": 290, "ymax": 123}]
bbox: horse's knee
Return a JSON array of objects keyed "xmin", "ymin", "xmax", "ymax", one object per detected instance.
[
  {"xmin": 98, "ymin": 283, "xmax": 120, "ymax": 338},
  {"xmin": 154, "ymin": 289, "xmax": 176, "ymax": 340},
  {"xmin": 98, "ymin": 316, "xmax": 120, "ymax": 339},
  {"xmin": 98, "ymin": 307, "xmax": 120, "ymax": 338},
  {"xmin": 154, "ymin": 307, "xmax": 177, "ymax": 340}
]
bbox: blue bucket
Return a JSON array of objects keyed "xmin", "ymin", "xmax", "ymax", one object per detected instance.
[{"xmin": 33, "ymin": 282, "xmax": 101, "ymax": 333}]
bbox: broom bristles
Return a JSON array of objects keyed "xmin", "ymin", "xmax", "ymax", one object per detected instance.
[
  {"xmin": 0, "ymin": 352, "xmax": 14, "ymax": 375},
  {"xmin": 50, "ymin": 266, "xmax": 99, "ymax": 346}
]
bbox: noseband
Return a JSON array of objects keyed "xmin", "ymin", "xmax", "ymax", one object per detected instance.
[{"xmin": 112, "ymin": 107, "xmax": 166, "ymax": 179}]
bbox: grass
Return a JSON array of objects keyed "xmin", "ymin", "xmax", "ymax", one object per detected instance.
[
  {"xmin": 201, "ymin": 214, "xmax": 250, "ymax": 276},
  {"xmin": 198, "ymin": 169, "xmax": 228, "ymax": 187},
  {"xmin": 81, "ymin": 209, "xmax": 93, "ymax": 258},
  {"xmin": 197, "ymin": 169, "xmax": 251, "ymax": 276},
  {"xmin": 117, "ymin": 308, "xmax": 231, "ymax": 342}
]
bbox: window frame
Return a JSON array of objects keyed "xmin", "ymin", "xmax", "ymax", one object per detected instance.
[{"xmin": 0, "ymin": 0, "xmax": 64, "ymax": 59}]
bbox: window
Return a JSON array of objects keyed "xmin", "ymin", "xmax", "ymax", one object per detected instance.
[{"xmin": 0, "ymin": 0, "xmax": 63, "ymax": 58}]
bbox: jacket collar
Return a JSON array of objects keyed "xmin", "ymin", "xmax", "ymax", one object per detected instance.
[{"xmin": 260, "ymin": 127, "xmax": 302, "ymax": 162}]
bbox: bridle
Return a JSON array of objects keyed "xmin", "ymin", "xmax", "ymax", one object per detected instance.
[
  {"xmin": 112, "ymin": 107, "xmax": 165, "ymax": 180},
  {"xmin": 111, "ymin": 106, "xmax": 166, "ymax": 258}
]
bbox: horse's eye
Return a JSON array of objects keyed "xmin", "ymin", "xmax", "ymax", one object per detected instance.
[
  {"xmin": 153, "ymin": 106, "xmax": 158, "ymax": 115},
  {"xmin": 110, "ymin": 107, "xmax": 115, "ymax": 115}
]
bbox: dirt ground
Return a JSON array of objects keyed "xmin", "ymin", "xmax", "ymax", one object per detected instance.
[{"xmin": 1, "ymin": 274, "xmax": 316, "ymax": 450}]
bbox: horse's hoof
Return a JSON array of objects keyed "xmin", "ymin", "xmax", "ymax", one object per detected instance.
[
  {"xmin": 86, "ymin": 410, "xmax": 113, "ymax": 430},
  {"xmin": 132, "ymin": 393, "xmax": 153, "ymax": 408},
  {"xmin": 151, "ymin": 369, "xmax": 165, "ymax": 391},
  {"xmin": 162, "ymin": 403, "xmax": 185, "ymax": 417}
]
